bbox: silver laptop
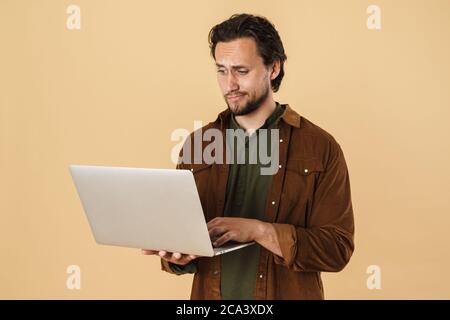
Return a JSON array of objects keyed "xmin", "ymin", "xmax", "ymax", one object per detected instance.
[{"xmin": 69, "ymin": 165, "xmax": 254, "ymax": 257}]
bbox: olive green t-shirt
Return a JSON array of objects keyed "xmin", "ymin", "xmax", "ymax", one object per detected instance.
[{"xmin": 220, "ymin": 102, "xmax": 285, "ymax": 300}]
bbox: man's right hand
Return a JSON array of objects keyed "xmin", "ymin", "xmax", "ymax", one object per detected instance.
[{"xmin": 141, "ymin": 249, "xmax": 199, "ymax": 266}]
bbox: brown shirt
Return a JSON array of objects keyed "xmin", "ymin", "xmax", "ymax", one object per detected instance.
[{"xmin": 161, "ymin": 104, "xmax": 355, "ymax": 300}]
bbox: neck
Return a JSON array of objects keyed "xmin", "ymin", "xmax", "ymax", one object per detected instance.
[{"xmin": 235, "ymin": 94, "xmax": 276, "ymax": 135}]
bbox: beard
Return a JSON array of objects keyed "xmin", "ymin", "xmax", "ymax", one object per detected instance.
[{"xmin": 226, "ymin": 83, "xmax": 270, "ymax": 116}]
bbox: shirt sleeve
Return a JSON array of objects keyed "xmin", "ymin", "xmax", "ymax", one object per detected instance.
[{"xmin": 271, "ymin": 138, "xmax": 355, "ymax": 272}]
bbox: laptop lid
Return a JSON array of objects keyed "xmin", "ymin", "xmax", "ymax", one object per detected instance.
[{"xmin": 69, "ymin": 165, "xmax": 217, "ymax": 256}]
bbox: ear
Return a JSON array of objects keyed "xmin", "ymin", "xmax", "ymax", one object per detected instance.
[{"xmin": 269, "ymin": 60, "xmax": 281, "ymax": 81}]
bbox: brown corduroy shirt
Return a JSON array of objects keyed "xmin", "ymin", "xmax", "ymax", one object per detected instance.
[{"xmin": 161, "ymin": 104, "xmax": 355, "ymax": 299}]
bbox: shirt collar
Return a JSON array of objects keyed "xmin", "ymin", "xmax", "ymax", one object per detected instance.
[{"xmin": 229, "ymin": 101, "xmax": 284, "ymax": 131}]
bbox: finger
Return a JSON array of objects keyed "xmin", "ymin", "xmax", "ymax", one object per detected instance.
[
  {"xmin": 209, "ymin": 226, "xmax": 226, "ymax": 238},
  {"xmin": 182, "ymin": 254, "xmax": 200, "ymax": 264},
  {"xmin": 158, "ymin": 250, "xmax": 167, "ymax": 257},
  {"xmin": 206, "ymin": 217, "xmax": 221, "ymax": 228},
  {"xmin": 213, "ymin": 232, "xmax": 235, "ymax": 247},
  {"xmin": 172, "ymin": 252, "xmax": 182, "ymax": 260}
]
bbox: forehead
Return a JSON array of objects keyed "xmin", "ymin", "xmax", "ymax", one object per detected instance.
[{"xmin": 214, "ymin": 37, "xmax": 263, "ymax": 67}]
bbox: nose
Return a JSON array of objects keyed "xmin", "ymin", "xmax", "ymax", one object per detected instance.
[{"xmin": 226, "ymin": 72, "xmax": 239, "ymax": 93}]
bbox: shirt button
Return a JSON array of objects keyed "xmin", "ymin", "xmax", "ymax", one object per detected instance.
[
  {"xmin": 190, "ymin": 168, "xmax": 194, "ymax": 172},
  {"xmin": 304, "ymin": 168, "xmax": 309, "ymax": 173},
  {"xmin": 271, "ymin": 201, "xmax": 275, "ymax": 205},
  {"xmin": 259, "ymin": 274, "xmax": 264, "ymax": 279},
  {"xmin": 279, "ymin": 139, "xmax": 283, "ymax": 143},
  {"xmin": 278, "ymin": 164, "xmax": 282, "ymax": 168}
]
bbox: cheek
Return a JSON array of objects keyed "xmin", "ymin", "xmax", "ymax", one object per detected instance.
[
  {"xmin": 237, "ymin": 78, "xmax": 255, "ymax": 93},
  {"xmin": 244, "ymin": 73, "xmax": 266, "ymax": 91}
]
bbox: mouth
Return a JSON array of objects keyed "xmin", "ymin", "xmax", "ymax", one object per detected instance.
[{"xmin": 227, "ymin": 94, "xmax": 245, "ymax": 102}]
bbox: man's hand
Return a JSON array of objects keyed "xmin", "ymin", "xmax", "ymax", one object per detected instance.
[
  {"xmin": 141, "ymin": 249, "xmax": 199, "ymax": 266},
  {"xmin": 207, "ymin": 217, "xmax": 265, "ymax": 247}
]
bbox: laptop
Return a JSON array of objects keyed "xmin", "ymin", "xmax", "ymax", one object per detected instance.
[{"xmin": 69, "ymin": 165, "xmax": 255, "ymax": 257}]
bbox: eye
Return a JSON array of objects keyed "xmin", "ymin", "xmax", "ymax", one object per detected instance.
[
  {"xmin": 217, "ymin": 69, "xmax": 226, "ymax": 74},
  {"xmin": 238, "ymin": 70, "xmax": 248, "ymax": 75}
]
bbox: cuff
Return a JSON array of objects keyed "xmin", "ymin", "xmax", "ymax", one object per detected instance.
[
  {"xmin": 160, "ymin": 258, "xmax": 197, "ymax": 275},
  {"xmin": 161, "ymin": 258, "xmax": 176, "ymax": 274},
  {"xmin": 271, "ymin": 223, "xmax": 297, "ymax": 267}
]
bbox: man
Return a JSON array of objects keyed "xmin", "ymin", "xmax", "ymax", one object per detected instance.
[{"xmin": 142, "ymin": 13, "xmax": 354, "ymax": 300}]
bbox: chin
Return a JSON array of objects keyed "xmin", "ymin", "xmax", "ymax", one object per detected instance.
[{"xmin": 231, "ymin": 106, "xmax": 246, "ymax": 115}]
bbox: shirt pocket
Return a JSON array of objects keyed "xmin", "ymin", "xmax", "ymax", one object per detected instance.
[{"xmin": 284, "ymin": 158, "xmax": 325, "ymax": 209}]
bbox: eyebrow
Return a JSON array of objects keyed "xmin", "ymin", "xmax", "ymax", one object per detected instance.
[{"xmin": 215, "ymin": 63, "xmax": 250, "ymax": 69}]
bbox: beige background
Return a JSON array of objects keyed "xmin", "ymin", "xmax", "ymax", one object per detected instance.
[{"xmin": 1, "ymin": 0, "xmax": 449, "ymax": 299}]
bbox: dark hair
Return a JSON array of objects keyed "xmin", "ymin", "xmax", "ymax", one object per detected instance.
[{"xmin": 208, "ymin": 13, "xmax": 287, "ymax": 92}]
